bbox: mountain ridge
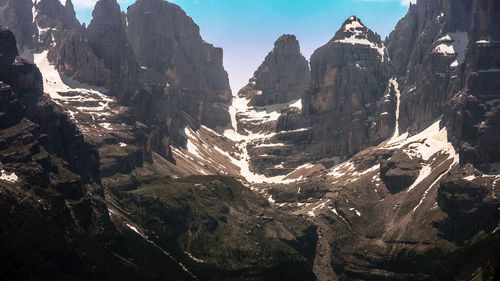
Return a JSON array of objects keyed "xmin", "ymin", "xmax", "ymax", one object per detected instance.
[{"xmin": 0, "ymin": 0, "xmax": 499, "ymax": 280}]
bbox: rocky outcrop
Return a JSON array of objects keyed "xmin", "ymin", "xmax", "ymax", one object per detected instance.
[
  {"xmin": 126, "ymin": 0, "xmax": 232, "ymax": 133},
  {"xmin": 239, "ymin": 34, "xmax": 310, "ymax": 106},
  {"xmin": 0, "ymin": 26, "xmax": 99, "ymax": 205},
  {"xmin": 442, "ymin": 0, "xmax": 500, "ymax": 167},
  {"xmin": 33, "ymin": 0, "xmax": 113, "ymax": 87},
  {"xmin": 0, "ymin": 0, "xmax": 36, "ymax": 53},
  {"xmin": 380, "ymin": 150, "xmax": 421, "ymax": 194},
  {"xmin": 0, "ymin": 26, "xmax": 19, "ymax": 65},
  {"xmin": 437, "ymin": 169, "xmax": 500, "ymax": 243},
  {"xmin": 86, "ymin": 0, "xmax": 141, "ymax": 103},
  {"xmin": 386, "ymin": 0, "xmax": 474, "ymax": 134},
  {"xmin": 303, "ymin": 16, "xmax": 390, "ymax": 159}
]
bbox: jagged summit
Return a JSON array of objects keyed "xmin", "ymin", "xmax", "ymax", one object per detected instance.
[
  {"xmin": 332, "ymin": 16, "xmax": 382, "ymax": 42},
  {"xmin": 325, "ymin": 15, "xmax": 386, "ymax": 60},
  {"xmin": 271, "ymin": 34, "xmax": 301, "ymax": 55},
  {"xmin": 87, "ymin": 0, "xmax": 140, "ymax": 102},
  {"xmin": 238, "ymin": 33, "xmax": 310, "ymax": 106},
  {"xmin": 0, "ymin": 0, "xmax": 499, "ymax": 280}
]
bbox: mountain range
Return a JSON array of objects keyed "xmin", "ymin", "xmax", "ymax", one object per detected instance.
[{"xmin": 0, "ymin": 0, "xmax": 498, "ymax": 280}]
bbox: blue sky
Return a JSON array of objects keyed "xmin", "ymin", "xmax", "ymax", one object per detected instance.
[{"xmin": 73, "ymin": 0, "xmax": 413, "ymax": 94}]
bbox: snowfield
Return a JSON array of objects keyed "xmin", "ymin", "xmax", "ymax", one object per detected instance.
[{"xmin": 34, "ymin": 51, "xmax": 116, "ymax": 131}]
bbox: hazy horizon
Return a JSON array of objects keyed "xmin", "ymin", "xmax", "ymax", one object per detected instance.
[{"xmin": 73, "ymin": 0, "xmax": 413, "ymax": 94}]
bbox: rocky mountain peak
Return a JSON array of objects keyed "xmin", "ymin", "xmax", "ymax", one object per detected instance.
[
  {"xmin": 87, "ymin": 0, "xmax": 139, "ymax": 102},
  {"xmin": 127, "ymin": 0, "xmax": 232, "ymax": 134},
  {"xmin": 91, "ymin": 0, "xmax": 122, "ymax": 22},
  {"xmin": 302, "ymin": 15, "xmax": 391, "ymax": 159},
  {"xmin": 238, "ymin": 34, "xmax": 310, "ymax": 106},
  {"xmin": 272, "ymin": 34, "xmax": 301, "ymax": 55},
  {"xmin": 331, "ymin": 15, "xmax": 383, "ymax": 46}
]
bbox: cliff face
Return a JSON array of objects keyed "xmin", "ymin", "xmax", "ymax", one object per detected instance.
[
  {"xmin": 0, "ymin": 27, "xmax": 99, "ymax": 187},
  {"xmin": 385, "ymin": 0, "xmax": 473, "ymax": 134},
  {"xmin": 0, "ymin": 26, "xmax": 103, "ymax": 243},
  {"xmin": 126, "ymin": 0, "xmax": 232, "ymax": 133},
  {"xmin": 239, "ymin": 34, "xmax": 310, "ymax": 106},
  {"xmin": 386, "ymin": 0, "xmax": 500, "ymax": 167},
  {"xmin": 1, "ymin": 0, "xmax": 235, "ymax": 164},
  {"xmin": 34, "ymin": 0, "xmax": 112, "ymax": 87},
  {"xmin": 86, "ymin": 0, "xmax": 141, "ymax": 103},
  {"xmin": 0, "ymin": 0, "xmax": 36, "ymax": 53},
  {"xmin": 442, "ymin": 0, "xmax": 500, "ymax": 167},
  {"xmin": 1, "ymin": 0, "xmax": 499, "ymax": 279},
  {"xmin": 303, "ymin": 16, "xmax": 391, "ymax": 159}
]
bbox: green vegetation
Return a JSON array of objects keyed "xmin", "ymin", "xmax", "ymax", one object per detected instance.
[{"xmin": 113, "ymin": 175, "xmax": 317, "ymax": 280}]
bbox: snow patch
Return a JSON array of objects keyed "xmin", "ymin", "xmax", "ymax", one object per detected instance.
[
  {"xmin": 328, "ymin": 161, "xmax": 355, "ymax": 178},
  {"xmin": 222, "ymin": 96, "xmax": 313, "ymax": 184},
  {"xmin": 184, "ymin": 127, "xmax": 203, "ymax": 159},
  {"xmin": 335, "ymin": 19, "xmax": 387, "ymax": 61},
  {"xmin": 413, "ymin": 160, "xmax": 457, "ymax": 213},
  {"xmin": 307, "ymin": 199, "xmax": 330, "ymax": 217},
  {"xmin": 254, "ymin": 143, "xmax": 285, "ymax": 148},
  {"xmin": 33, "ymin": 51, "xmax": 115, "ymax": 129},
  {"xmin": 463, "ymin": 175, "xmax": 476, "ymax": 181},
  {"xmin": 433, "ymin": 31, "xmax": 469, "ymax": 67},
  {"xmin": 407, "ymin": 165, "xmax": 432, "ymax": 192},
  {"xmin": 387, "ymin": 119, "xmax": 457, "ymax": 163},
  {"xmin": 0, "ymin": 170, "xmax": 18, "ymax": 183},
  {"xmin": 289, "ymin": 99, "xmax": 302, "ymax": 110}
]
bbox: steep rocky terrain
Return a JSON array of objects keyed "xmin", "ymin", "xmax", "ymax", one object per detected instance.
[
  {"xmin": 1, "ymin": 0, "xmax": 235, "ymax": 165},
  {"xmin": 216, "ymin": 1, "xmax": 500, "ymax": 280},
  {"xmin": 86, "ymin": 0, "xmax": 141, "ymax": 103},
  {"xmin": 0, "ymin": 26, "xmax": 197, "ymax": 281},
  {"xmin": 442, "ymin": 0, "xmax": 500, "ymax": 167},
  {"xmin": 126, "ymin": 0, "xmax": 232, "ymax": 137},
  {"xmin": 0, "ymin": 0, "xmax": 499, "ymax": 280},
  {"xmin": 303, "ymin": 16, "xmax": 392, "ymax": 160},
  {"xmin": 239, "ymin": 34, "xmax": 310, "ymax": 106},
  {"xmin": 0, "ymin": 27, "xmax": 317, "ymax": 280}
]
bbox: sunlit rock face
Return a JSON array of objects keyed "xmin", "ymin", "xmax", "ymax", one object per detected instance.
[
  {"xmin": 126, "ymin": 0, "xmax": 232, "ymax": 132},
  {"xmin": 386, "ymin": 0, "xmax": 500, "ymax": 167},
  {"xmin": 239, "ymin": 34, "xmax": 310, "ymax": 107},
  {"xmin": 303, "ymin": 16, "xmax": 392, "ymax": 159}
]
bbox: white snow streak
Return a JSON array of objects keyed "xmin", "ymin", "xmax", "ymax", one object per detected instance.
[
  {"xmin": 307, "ymin": 199, "xmax": 330, "ymax": 217},
  {"xmin": 33, "ymin": 51, "xmax": 114, "ymax": 128},
  {"xmin": 389, "ymin": 78, "xmax": 401, "ymax": 139},
  {"xmin": 222, "ymin": 96, "xmax": 309, "ymax": 184}
]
